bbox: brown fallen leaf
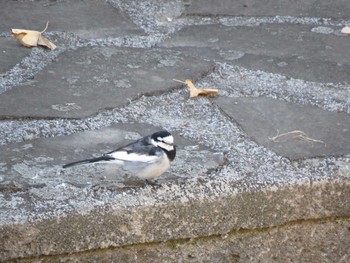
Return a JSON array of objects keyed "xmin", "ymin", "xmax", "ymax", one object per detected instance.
[
  {"xmin": 341, "ymin": 26, "xmax": 350, "ymax": 35},
  {"xmin": 12, "ymin": 22, "xmax": 57, "ymax": 50},
  {"xmin": 173, "ymin": 79, "xmax": 219, "ymax": 98}
]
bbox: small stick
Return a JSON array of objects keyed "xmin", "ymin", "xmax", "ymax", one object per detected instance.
[
  {"xmin": 40, "ymin": 21, "xmax": 50, "ymax": 33},
  {"xmin": 269, "ymin": 130, "xmax": 325, "ymax": 146},
  {"xmin": 173, "ymin": 79, "xmax": 186, "ymax": 84},
  {"xmin": 269, "ymin": 130, "xmax": 306, "ymax": 141}
]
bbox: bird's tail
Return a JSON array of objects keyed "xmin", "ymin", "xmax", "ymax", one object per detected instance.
[{"xmin": 62, "ymin": 156, "xmax": 115, "ymax": 168}]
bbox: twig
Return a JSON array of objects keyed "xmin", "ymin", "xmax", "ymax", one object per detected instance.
[
  {"xmin": 40, "ymin": 21, "xmax": 49, "ymax": 33},
  {"xmin": 293, "ymin": 134, "xmax": 326, "ymax": 146},
  {"xmin": 173, "ymin": 79, "xmax": 186, "ymax": 84},
  {"xmin": 269, "ymin": 130, "xmax": 326, "ymax": 146}
]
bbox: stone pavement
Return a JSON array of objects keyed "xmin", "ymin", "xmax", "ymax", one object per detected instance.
[{"xmin": 0, "ymin": 0, "xmax": 350, "ymax": 262}]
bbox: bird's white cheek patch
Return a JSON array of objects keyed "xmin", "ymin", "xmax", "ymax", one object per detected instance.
[
  {"xmin": 161, "ymin": 135, "xmax": 174, "ymax": 145},
  {"xmin": 157, "ymin": 141, "xmax": 174, "ymax": 152}
]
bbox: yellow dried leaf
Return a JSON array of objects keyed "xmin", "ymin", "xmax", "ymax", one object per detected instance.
[
  {"xmin": 341, "ymin": 26, "xmax": 350, "ymax": 35},
  {"xmin": 12, "ymin": 29, "xmax": 41, "ymax": 47},
  {"xmin": 173, "ymin": 79, "xmax": 219, "ymax": 98},
  {"xmin": 37, "ymin": 35, "xmax": 57, "ymax": 50},
  {"xmin": 11, "ymin": 22, "xmax": 57, "ymax": 50}
]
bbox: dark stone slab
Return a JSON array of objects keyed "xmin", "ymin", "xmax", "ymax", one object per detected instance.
[
  {"xmin": 232, "ymin": 53, "xmax": 350, "ymax": 84},
  {"xmin": 184, "ymin": 0, "xmax": 350, "ymax": 18},
  {"xmin": 159, "ymin": 24, "xmax": 350, "ymax": 83},
  {"xmin": 0, "ymin": 47, "xmax": 214, "ymax": 118},
  {"xmin": 0, "ymin": 37, "xmax": 31, "ymax": 74},
  {"xmin": 160, "ymin": 24, "xmax": 350, "ymax": 65},
  {"xmin": 156, "ymin": 46, "xmax": 350, "ymax": 84},
  {"xmin": 214, "ymin": 96, "xmax": 350, "ymax": 160},
  {"xmin": 0, "ymin": 0, "xmax": 143, "ymax": 38}
]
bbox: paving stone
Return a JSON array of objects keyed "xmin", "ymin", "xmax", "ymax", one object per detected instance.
[
  {"xmin": 0, "ymin": 123, "xmax": 224, "ymax": 192},
  {"xmin": 1, "ymin": 173, "xmax": 348, "ymax": 261},
  {"xmin": 21, "ymin": 219, "xmax": 349, "ymax": 262},
  {"xmin": 231, "ymin": 53, "xmax": 350, "ymax": 84},
  {"xmin": 0, "ymin": 37, "xmax": 31, "ymax": 74},
  {"xmin": 0, "ymin": 47, "xmax": 215, "ymax": 118},
  {"xmin": 1, "ymin": 0, "xmax": 350, "ymax": 261},
  {"xmin": 184, "ymin": 0, "xmax": 350, "ymax": 18},
  {"xmin": 214, "ymin": 96, "xmax": 350, "ymax": 160},
  {"xmin": 156, "ymin": 46, "xmax": 350, "ymax": 84},
  {"xmin": 0, "ymin": 0, "xmax": 144, "ymax": 39},
  {"xmin": 160, "ymin": 24, "xmax": 350, "ymax": 84},
  {"xmin": 160, "ymin": 23, "xmax": 349, "ymax": 65}
]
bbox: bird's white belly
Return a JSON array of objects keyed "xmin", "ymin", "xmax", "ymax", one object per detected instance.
[{"xmin": 135, "ymin": 155, "xmax": 170, "ymax": 180}]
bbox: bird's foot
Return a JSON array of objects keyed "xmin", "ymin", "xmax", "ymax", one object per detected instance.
[{"xmin": 145, "ymin": 179, "xmax": 161, "ymax": 187}]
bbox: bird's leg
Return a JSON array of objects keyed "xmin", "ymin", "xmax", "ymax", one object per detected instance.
[{"xmin": 145, "ymin": 179, "xmax": 161, "ymax": 187}]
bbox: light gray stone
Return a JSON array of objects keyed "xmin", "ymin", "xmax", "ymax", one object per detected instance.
[
  {"xmin": 0, "ymin": 123, "xmax": 224, "ymax": 191},
  {"xmin": 1, "ymin": 0, "xmax": 350, "ymax": 262},
  {"xmin": 15, "ymin": 219, "xmax": 350, "ymax": 263},
  {"xmin": 1, "ymin": 178, "xmax": 349, "ymax": 261}
]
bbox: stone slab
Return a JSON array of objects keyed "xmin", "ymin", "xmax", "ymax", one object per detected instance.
[
  {"xmin": 0, "ymin": 47, "xmax": 215, "ymax": 118},
  {"xmin": 14, "ymin": 219, "xmax": 350, "ymax": 262},
  {"xmin": 214, "ymin": 96, "xmax": 350, "ymax": 160},
  {"xmin": 232, "ymin": 53, "xmax": 350, "ymax": 84},
  {"xmin": 0, "ymin": 0, "xmax": 144, "ymax": 39},
  {"xmin": 1, "ymin": 176, "xmax": 349, "ymax": 261},
  {"xmin": 0, "ymin": 37, "xmax": 32, "ymax": 74},
  {"xmin": 155, "ymin": 46, "xmax": 350, "ymax": 84},
  {"xmin": 0, "ymin": 122, "xmax": 224, "ymax": 192},
  {"xmin": 184, "ymin": 0, "xmax": 350, "ymax": 18},
  {"xmin": 0, "ymin": 0, "xmax": 349, "ymax": 261},
  {"xmin": 160, "ymin": 24, "xmax": 350, "ymax": 67}
]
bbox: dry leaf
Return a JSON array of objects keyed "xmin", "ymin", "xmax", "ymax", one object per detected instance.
[
  {"xmin": 341, "ymin": 26, "xmax": 350, "ymax": 35},
  {"xmin": 173, "ymin": 79, "xmax": 219, "ymax": 98},
  {"xmin": 12, "ymin": 22, "xmax": 57, "ymax": 50}
]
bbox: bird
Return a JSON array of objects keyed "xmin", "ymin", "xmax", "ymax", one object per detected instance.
[{"xmin": 62, "ymin": 130, "xmax": 176, "ymax": 180}]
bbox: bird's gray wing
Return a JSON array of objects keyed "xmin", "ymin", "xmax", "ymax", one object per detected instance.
[{"xmin": 105, "ymin": 135, "xmax": 161, "ymax": 163}]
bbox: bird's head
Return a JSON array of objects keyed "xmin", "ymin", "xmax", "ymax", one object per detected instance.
[{"xmin": 151, "ymin": 130, "xmax": 176, "ymax": 161}]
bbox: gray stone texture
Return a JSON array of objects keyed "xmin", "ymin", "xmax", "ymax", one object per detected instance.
[
  {"xmin": 159, "ymin": 23, "xmax": 350, "ymax": 85},
  {"xmin": 0, "ymin": 0, "xmax": 144, "ymax": 39},
  {"xmin": 0, "ymin": 0, "xmax": 350, "ymax": 262},
  {"xmin": 232, "ymin": 53, "xmax": 350, "ymax": 84},
  {"xmin": 0, "ymin": 123, "xmax": 224, "ymax": 192},
  {"xmin": 215, "ymin": 96, "xmax": 350, "ymax": 160},
  {"xmin": 184, "ymin": 0, "xmax": 350, "ymax": 18},
  {"xmin": 0, "ymin": 47, "xmax": 214, "ymax": 118},
  {"xmin": 0, "ymin": 38, "xmax": 31, "ymax": 74},
  {"xmin": 1, "ymin": 179, "xmax": 349, "ymax": 261},
  {"xmin": 13, "ymin": 219, "xmax": 350, "ymax": 262}
]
